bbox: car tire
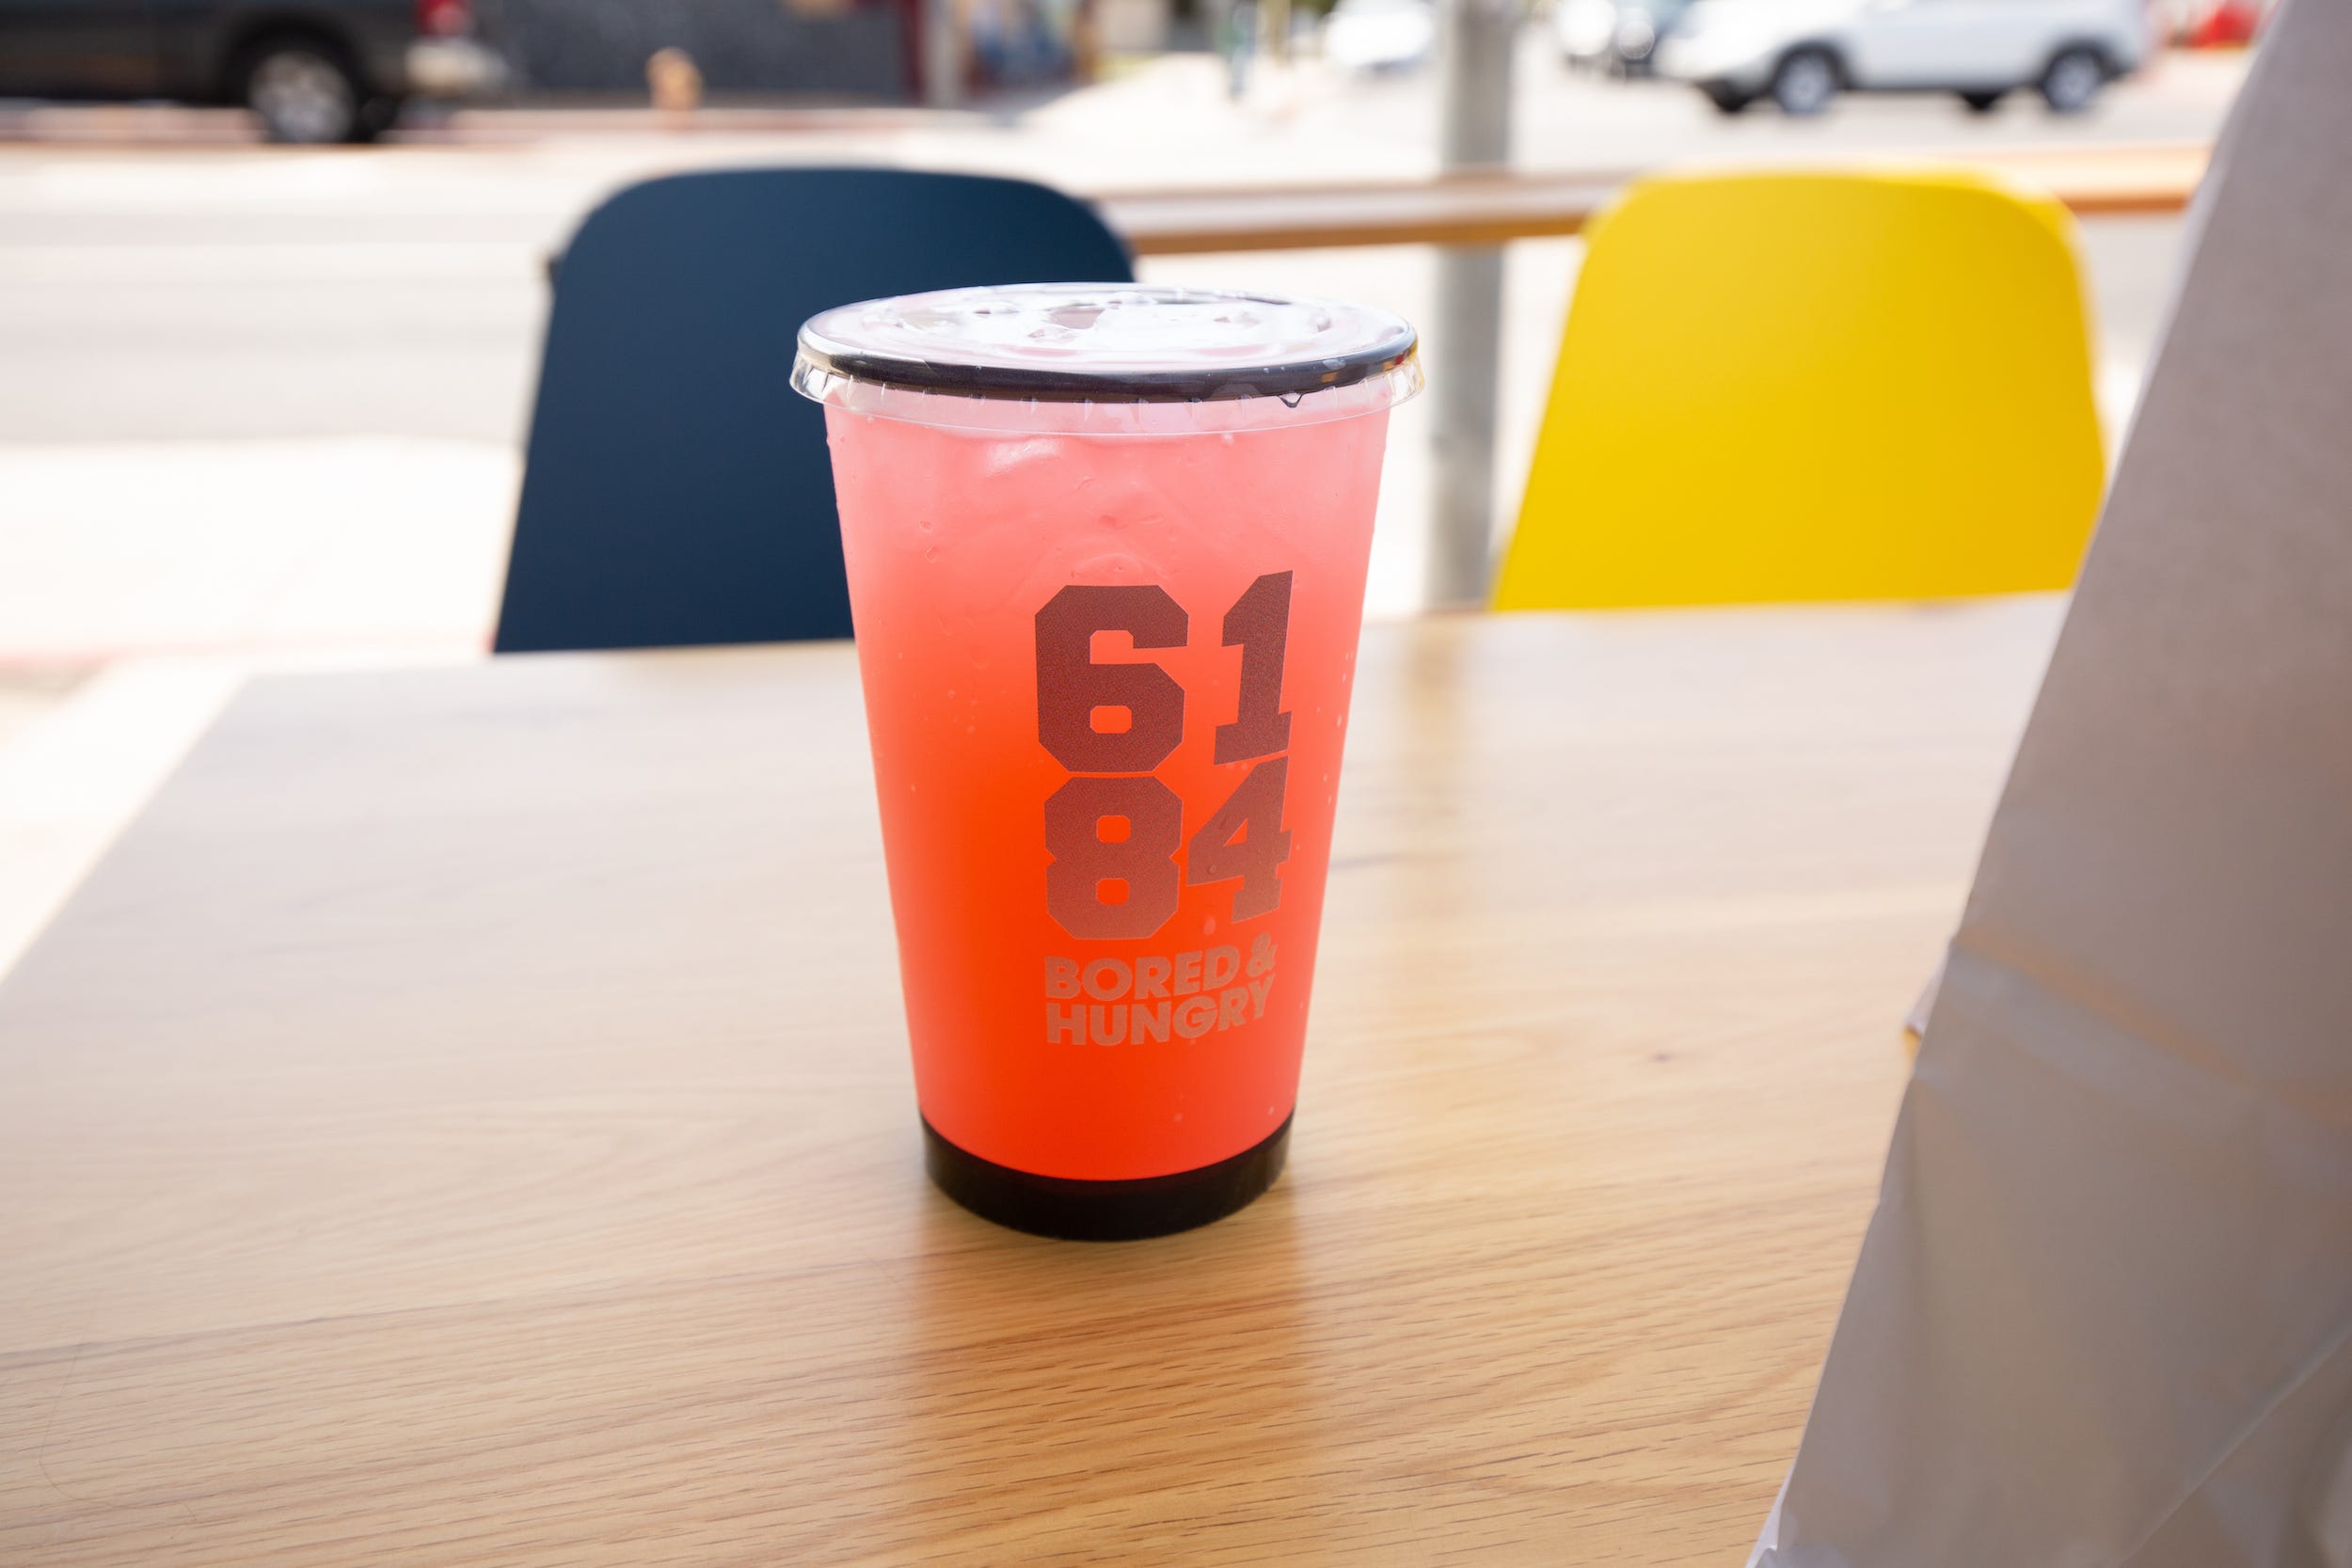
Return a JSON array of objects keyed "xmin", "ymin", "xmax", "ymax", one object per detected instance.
[
  {"xmin": 239, "ymin": 38, "xmax": 366, "ymax": 144},
  {"xmin": 1771, "ymin": 48, "xmax": 1837, "ymax": 116},
  {"xmin": 1959, "ymin": 88, "xmax": 2005, "ymax": 113},
  {"xmin": 2039, "ymin": 47, "xmax": 2106, "ymax": 114},
  {"xmin": 1703, "ymin": 83, "xmax": 1753, "ymax": 115}
]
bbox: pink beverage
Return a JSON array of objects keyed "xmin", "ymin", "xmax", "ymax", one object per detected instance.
[{"xmin": 795, "ymin": 286, "xmax": 1419, "ymax": 1239}]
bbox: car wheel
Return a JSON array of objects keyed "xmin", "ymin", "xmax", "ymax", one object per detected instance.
[
  {"xmin": 1771, "ymin": 49, "xmax": 1837, "ymax": 116},
  {"xmin": 241, "ymin": 39, "xmax": 364, "ymax": 144},
  {"xmin": 2040, "ymin": 47, "xmax": 2105, "ymax": 114},
  {"xmin": 1703, "ymin": 83, "xmax": 1753, "ymax": 115},
  {"xmin": 1959, "ymin": 88, "xmax": 2004, "ymax": 113}
]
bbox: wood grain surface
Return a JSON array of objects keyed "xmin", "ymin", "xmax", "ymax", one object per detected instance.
[{"xmin": 0, "ymin": 602, "xmax": 2064, "ymax": 1565}]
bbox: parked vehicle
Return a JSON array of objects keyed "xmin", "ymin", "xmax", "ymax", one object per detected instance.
[
  {"xmin": 1608, "ymin": 0, "xmax": 1701, "ymax": 71},
  {"xmin": 1655, "ymin": 0, "xmax": 2149, "ymax": 116},
  {"xmin": 0, "ymin": 0, "xmax": 504, "ymax": 143},
  {"xmin": 1555, "ymin": 0, "xmax": 1700, "ymax": 73},
  {"xmin": 1323, "ymin": 0, "xmax": 1438, "ymax": 71}
]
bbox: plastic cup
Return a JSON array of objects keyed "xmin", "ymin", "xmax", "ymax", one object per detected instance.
[{"xmin": 793, "ymin": 284, "xmax": 1421, "ymax": 1241}]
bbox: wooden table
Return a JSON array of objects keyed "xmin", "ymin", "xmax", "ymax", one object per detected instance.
[
  {"xmin": 0, "ymin": 602, "xmax": 2061, "ymax": 1565},
  {"xmin": 1096, "ymin": 143, "xmax": 2207, "ymax": 254}
]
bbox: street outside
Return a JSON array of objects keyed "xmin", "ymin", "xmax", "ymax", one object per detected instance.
[{"xmin": 0, "ymin": 41, "xmax": 2249, "ymax": 969}]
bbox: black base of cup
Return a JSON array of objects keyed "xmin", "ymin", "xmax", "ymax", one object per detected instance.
[{"xmin": 922, "ymin": 1114, "xmax": 1292, "ymax": 1243}]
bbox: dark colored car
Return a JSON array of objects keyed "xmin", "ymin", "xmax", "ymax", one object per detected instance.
[{"xmin": 0, "ymin": 0, "xmax": 504, "ymax": 142}]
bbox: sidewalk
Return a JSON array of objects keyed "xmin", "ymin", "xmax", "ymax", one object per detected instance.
[{"xmin": 0, "ymin": 437, "xmax": 514, "ymax": 666}]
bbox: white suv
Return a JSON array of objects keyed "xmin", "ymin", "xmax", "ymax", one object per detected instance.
[{"xmin": 1655, "ymin": 0, "xmax": 2151, "ymax": 116}]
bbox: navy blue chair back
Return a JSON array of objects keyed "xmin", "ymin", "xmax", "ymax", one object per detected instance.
[{"xmin": 496, "ymin": 167, "xmax": 1133, "ymax": 653}]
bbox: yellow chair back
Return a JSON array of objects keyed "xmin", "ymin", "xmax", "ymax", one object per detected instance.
[{"xmin": 1493, "ymin": 169, "xmax": 2105, "ymax": 610}]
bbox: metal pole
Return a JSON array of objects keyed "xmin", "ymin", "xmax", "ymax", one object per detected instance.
[
  {"xmin": 923, "ymin": 0, "xmax": 963, "ymax": 107},
  {"xmin": 1426, "ymin": 0, "xmax": 1516, "ymax": 609}
]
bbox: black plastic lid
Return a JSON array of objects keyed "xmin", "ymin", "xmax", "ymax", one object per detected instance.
[{"xmin": 794, "ymin": 283, "xmax": 1420, "ymax": 407}]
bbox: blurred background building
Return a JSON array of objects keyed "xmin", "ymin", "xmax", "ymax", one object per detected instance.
[{"xmin": 480, "ymin": 0, "xmax": 914, "ymax": 100}]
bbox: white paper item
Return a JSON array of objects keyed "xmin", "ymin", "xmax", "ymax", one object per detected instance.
[{"xmin": 1752, "ymin": 2, "xmax": 2352, "ymax": 1562}]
